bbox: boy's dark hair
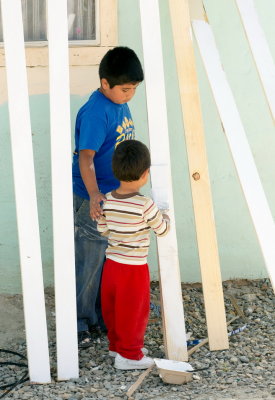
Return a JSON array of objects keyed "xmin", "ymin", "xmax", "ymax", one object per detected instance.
[
  {"xmin": 112, "ymin": 140, "xmax": 151, "ymax": 182},
  {"xmin": 99, "ymin": 47, "xmax": 144, "ymax": 88}
]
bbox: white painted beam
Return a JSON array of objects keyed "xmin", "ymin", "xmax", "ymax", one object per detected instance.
[
  {"xmin": 1, "ymin": 0, "xmax": 51, "ymax": 383},
  {"xmin": 193, "ymin": 20, "xmax": 275, "ymax": 293},
  {"xmin": 235, "ymin": 0, "xmax": 275, "ymax": 122},
  {"xmin": 139, "ymin": 0, "xmax": 188, "ymax": 361},
  {"xmin": 47, "ymin": 0, "xmax": 79, "ymax": 380}
]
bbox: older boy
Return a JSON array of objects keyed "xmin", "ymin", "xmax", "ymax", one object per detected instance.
[
  {"xmin": 97, "ymin": 140, "xmax": 170, "ymax": 369},
  {"xmin": 72, "ymin": 47, "xmax": 144, "ymax": 347}
]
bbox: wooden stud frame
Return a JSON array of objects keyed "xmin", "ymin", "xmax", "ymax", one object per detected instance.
[
  {"xmin": 139, "ymin": 0, "xmax": 188, "ymax": 361},
  {"xmin": 168, "ymin": 0, "xmax": 229, "ymax": 351},
  {"xmin": 1, "ymin": 0, "xmax": 51, "ymax": 383},
  {"xmin": 192, "ymin": 20, "xmax": 275, "ymax": 293}
]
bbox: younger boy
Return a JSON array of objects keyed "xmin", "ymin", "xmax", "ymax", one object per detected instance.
[
  {"xmin": 97, "ymin": 140, "xmax": 170, "ymax": 369},
  {"xmin": 72, "ymin": 47, "xmax": 144, "ymax": 347}
]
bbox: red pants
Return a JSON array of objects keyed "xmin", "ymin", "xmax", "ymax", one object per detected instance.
[{"xmin": 101, "ymin": 258, "xmax": 150, "ymax": 360}]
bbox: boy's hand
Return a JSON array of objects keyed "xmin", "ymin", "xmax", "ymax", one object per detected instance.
[
  {"xmin": 90, "ymin": 191, "xmax": 106, "ymax": 220},
  {"xmin": 162, "ymin": 213, "xmax": 170, "ymax": 222}
]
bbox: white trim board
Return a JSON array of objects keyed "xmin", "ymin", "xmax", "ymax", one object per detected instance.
[
  {"xmin": 168, "ymin": 0, "xmax": 229, "ymax": 351},
  {"xmin": 1, "ymin": 0, "xmax": 51, "ymax": 383},
  {"xmin": 139, "ymin": 0, "xmax": 188, "ymax": 361},
  {"xmin": 47, "ymin": 0, "xmax": 79, "ymax": 380},
  {"xmin": 192, "ymin": 20, "xmax": 275, "ymax": 293},
  {"xmin": 235, "ymin": 0, "xmax": 275, "ymax": 122}
]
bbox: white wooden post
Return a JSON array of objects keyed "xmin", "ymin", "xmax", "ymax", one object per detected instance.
[
  {"xmin": 236, "ymin": 0, "xmax": 275, "ymax": 122},
  {"xmin": 139, "ymin": 0, "xmax": 188, "ymax": 361},
  {"xmin": 193, "ymin": 20, "xmax": 275, "ymax": 293},
  {"xmin": 1, "ymin": 0, "xmax": 51, "ymax": 383},
  {"xmin": 47, "ymin": 0, "xmax": 79, "ymax": 380}
]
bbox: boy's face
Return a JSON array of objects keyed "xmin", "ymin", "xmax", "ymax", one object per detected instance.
[{"xmin": 100, "ymin": 79, "xmax": 140, "ymax": 104}]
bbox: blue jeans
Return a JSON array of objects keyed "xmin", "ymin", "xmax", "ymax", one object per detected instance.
[{"xmin": 74, "ymin": 194, "xmax": 108, "ymax": 332}]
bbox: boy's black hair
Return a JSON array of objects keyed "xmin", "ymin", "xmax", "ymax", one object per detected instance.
[
  {"xmin": 112, "ymin": 140, "xmax": 150, "ymax": 182},
  {"xmin": 99, "ymin": 47, "xmax": 144, "ymax": 88}
]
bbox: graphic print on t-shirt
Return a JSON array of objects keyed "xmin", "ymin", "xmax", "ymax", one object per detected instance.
[{"xmin": 115, "ymin": 116, "xmax": 135, "ymax": 147}]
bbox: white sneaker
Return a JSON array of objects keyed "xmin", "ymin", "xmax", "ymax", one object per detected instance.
[
  {"xmin": 109, "ymin": 347, "xmax": 148, "ymax": 357},
  {"xmin": 114, "ymin": 353, "xmax": 154, "ymax": 370}
]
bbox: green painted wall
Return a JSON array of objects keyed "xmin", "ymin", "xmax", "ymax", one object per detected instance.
[
  {"xmin": 1, "ymin": 0, "xmax": 275, "ymax": 293},
  {"xmin": 119, "ymin": 0, "xmax": 275, "ymax": 284}
]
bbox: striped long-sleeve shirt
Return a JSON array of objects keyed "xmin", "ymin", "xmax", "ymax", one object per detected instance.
[{"xmin": 97, "ymin": 190, "xmax": 170, "ymax": 265}]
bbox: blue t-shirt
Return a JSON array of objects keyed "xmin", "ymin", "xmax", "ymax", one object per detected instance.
[{"xmin": 72, "ymin": 90, "xmax": 135, "ymax": 199}]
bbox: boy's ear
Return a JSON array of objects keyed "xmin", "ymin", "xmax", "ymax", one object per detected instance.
[
  {"xmin": 101, "ymin": 78, "xmax": 110, "ymax": 90},
  {"xmin": 141, "ymin": 168, "xmax": 150, "ymax": 179}
]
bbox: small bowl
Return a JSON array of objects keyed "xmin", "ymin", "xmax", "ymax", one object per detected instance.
[{"xmin": 154, "ymin": 358, "xmax": 193, "ymax": 385}]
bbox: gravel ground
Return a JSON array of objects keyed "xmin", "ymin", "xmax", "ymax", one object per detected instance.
[{"xmin": 0, "ymin": 279, "xmax": 274, "ymax": 400}]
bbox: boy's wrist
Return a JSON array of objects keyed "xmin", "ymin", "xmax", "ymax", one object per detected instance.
[{"xmin": 89, "ymin": 189, "xmax": 101, "ymax": 197}]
